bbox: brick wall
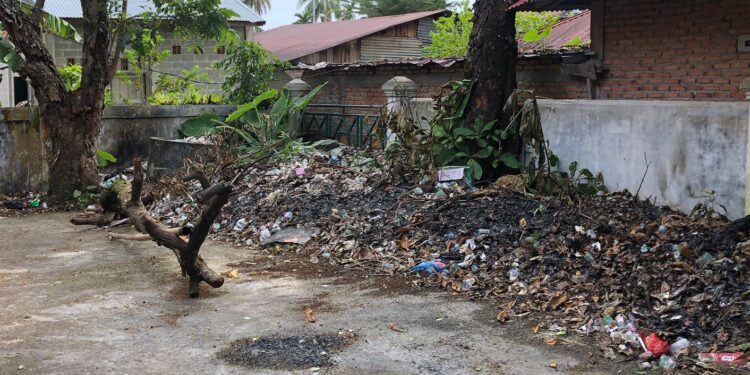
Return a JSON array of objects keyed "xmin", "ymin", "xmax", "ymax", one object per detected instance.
[
  {"xmin": 599, "ymin": 0, "xmax": 750, "ymax": 101},
  {"xmin": 298, "ymin": 58, "xmax": 588, "ymax": 108}
]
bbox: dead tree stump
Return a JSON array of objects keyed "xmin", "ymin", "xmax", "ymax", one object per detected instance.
[{"xmin": 71, "ymin": 158, "xmax": 231, "ymax": 298}]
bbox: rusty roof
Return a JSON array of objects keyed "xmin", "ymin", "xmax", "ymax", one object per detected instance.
[
  {"xmin": 517, "ymin": 10, "xmax": 590, "ymax": 54},
  {"xmin": 255, "ymin": 10, "xmax": 448, "ymax": 61},
  {"xmin": 510, "ymin": 0, "xmax": 591, "ymax": 11}
]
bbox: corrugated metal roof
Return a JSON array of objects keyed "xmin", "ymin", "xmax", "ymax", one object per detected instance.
[
  {"xmin": 292, "ymin": 10, "xmax": 591, "ymax": 71},
  {"xmin": 510, "ymin": 0, "xmax": 591, "ymax": 11},
  {"xmin": 517, "ymin": 10, "xmax": 590, "ymax": 54},
  {"xmin": 37, "ymin": 0, "xmax": 263, "ymax": 23},
  {"xmin": 254, "ymin": 10, "xmax": 449, "ymax": 61},
  {"xmin": 295, "ymin": 57, "xmax": 465, "ymax": 71}
]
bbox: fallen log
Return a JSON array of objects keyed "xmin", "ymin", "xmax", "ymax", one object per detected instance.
[{"xmin": 72, "ymin": 158, "xmax": 231, "ymax": 297}]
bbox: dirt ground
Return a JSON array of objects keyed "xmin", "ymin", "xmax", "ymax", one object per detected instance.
[{"xmin": 0, "ymin": 213, "xmax": 634, "ymax": 374}]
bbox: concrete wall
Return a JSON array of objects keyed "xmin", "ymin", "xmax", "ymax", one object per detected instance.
[
  {"xmin": 0, "ymin": 105, "xmax": 235, "ymax": 194},
  {"xmin": 537, "ymin": 99, "xmax": 749, "ymax": 219}
]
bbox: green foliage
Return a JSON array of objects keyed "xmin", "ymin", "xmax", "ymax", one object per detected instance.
[
  {"xmin": 431, "ymin": 80, "xmax": 519, "ymax": 181},
  {"xmin": 516, "ymin": 11, "xmax": 560, "ymax": 39},
  {"xmin": 57, "ymin": 64, "xmax": 82, "ymax": 92},
  {"xmin": 95, "ymin": 149, "xmax": 118, "ymax": 168},
  {"xmin": 357, "ymin": 0, "xmax": 448, "ymax": 17},
  {"xmin": 423, "ymin": 0, "xmax": 472, "ymax": 58},
  {"xmin": 123, "ymin": 28, "xmax": 172, "ymax": 94},
  {"xmin": 216, "ymin": 41, "xmax": 288, "ymax": 105},
  {"xmin": 148, "ymin": 66, "xmax": 223, "ymax": 105},
  {"xmin": 563, "ymin": 36, "xmax": 589, "ymax": 47},
  {"xmin": 180, "ymin": 84, "xmax": 326, "ymax": 156},
  {"xmin": 150, "ymin": 0, "xmax": 240, "ymax": 44},
  {"xmin": 180, "ymin": 113, "xmax": 222, "ymax": 137},
  {"xmin": 424, "ymin": 8, "xmax": 563, "ymax": 58},
  {"xmin": 73, "ymin": 186, "xmax": 99, "ymax": 208}
]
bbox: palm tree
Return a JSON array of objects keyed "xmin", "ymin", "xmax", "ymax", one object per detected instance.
[
  {"xmin": 293, "ymin": 9, "xmax": 314, "ymax": 24},
  {"xmin": 244, "ymin": 0, "xmax": 271, "ymax": 15},
  {"xmin": 296, "ymin": 0, "xmax": 340, "ymax": 22}
]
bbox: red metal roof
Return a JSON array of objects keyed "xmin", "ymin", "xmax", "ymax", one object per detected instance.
[
  {"xmin": 255, "ymin": 10, "xmax": 448, "ymax": 61},
  {"xmin": 517, "ymin": 10, "xmax": 590, "ymax": 54}
]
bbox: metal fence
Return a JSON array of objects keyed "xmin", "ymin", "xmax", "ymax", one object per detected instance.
[{"xmin": 301, "ymin": 104, "xmax": 384, "ymax": 149}]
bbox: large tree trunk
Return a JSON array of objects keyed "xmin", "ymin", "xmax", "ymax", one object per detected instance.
[
  {"xmin": 466, "ymin": 0, "xmax": 517, "ymax": 126},
  {"xmin": 45, "ymin": 92, "xmax": 102, "ymax": 202},
  {"xmin": 0, "ymin": 0, "xmax": 122, "ymax": 203},
  {"xmin": 465, "ymin": 0, "xmax": 518, "ymax": 178}
]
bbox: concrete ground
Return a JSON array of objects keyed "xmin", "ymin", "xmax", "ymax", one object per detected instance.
[{"xmin": 0, "ymin": 213, "xmax": 626, "ymax": 374}]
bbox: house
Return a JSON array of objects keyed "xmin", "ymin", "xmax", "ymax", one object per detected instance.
[
  {"xmin": 510, "ymin": 0, "xmax": 750, "ymax": 101},
  {"xmin": 282, "ymin": 10, "xmax": 593, "ymax": 106},
  {"xmin": 0, "ymin": 0, "xmax": 264, "ymax": 106},
  {"xmin": 255, "ymin": 10, "xmax": 449, "ymax": 65}
]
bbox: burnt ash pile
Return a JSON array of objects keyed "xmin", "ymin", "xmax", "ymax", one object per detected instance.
[{"xmin": 149, "ymin": 146, "xmax": 749, "ymax": 368}]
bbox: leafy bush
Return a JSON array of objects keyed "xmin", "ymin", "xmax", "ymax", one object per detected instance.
[
  {"xmin": 215, "ymin": 41, "xmax": 289, "ymax": 104},
  {"xmin": 148, "ymin": 66, "xmax": 223, "ymax": 105},
  {"xmin": 180, "ymin": 83, "xmax": 326, "ymax": 155},
  {"xmin": 431, "ymin": 80, "xmax": 520, "ymax": 181},
  {"xmin": 57, "ymin": 64, "xmax": 82, "ymax": 92}
]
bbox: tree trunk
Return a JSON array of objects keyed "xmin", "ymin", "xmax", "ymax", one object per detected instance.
[
  {"xmin": 44, "ymin": 93, "xmax": 103, "ymax": 202},
  {"xmin": 465, "ymin": 0, "xmax": 518, "ymax": 178},
  {"xmin": 466, "ymin": 0, "xmax": 517, "ymax": 126}
]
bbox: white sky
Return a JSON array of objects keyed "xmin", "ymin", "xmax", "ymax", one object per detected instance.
[
  {"xmin": 261, "ymin": 0, "xmax": 301, "ymax": 30},
  {"xmin": 258, "ymin": 0, "xmax": 471, "ymax": 31}
]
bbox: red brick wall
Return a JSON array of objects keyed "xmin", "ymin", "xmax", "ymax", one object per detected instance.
[
  {"xmin": 599, "ymin": 0, "xmax": 750, "ymax": 100},
  {"xmin": 517, "ymin": 58, "xmax": 590, "ymax": 99},
  {"xmin": 300, "ymin": 60, "xmax": 587, "ymax": 108}
]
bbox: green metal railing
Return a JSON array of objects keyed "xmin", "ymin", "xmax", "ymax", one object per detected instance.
[{"xmin": 301, "ymin": 104, "xmax": 384, "ymax": 149}]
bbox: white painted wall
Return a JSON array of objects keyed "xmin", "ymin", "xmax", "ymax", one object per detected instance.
[{"xmin": 536, "ymin": 99, "xmax": 749, "ymax": 219}]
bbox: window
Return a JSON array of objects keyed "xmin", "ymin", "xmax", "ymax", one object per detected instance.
[
  {"xmin": 67, "ymin": 58, "xmax": 75, "ymax": 65},
  {"xmin": 215, "ymin": 46, "xmax": 226, "ymax": 54},
  {"xmin": 120, "ymin": 58, "xmax": 129, "ymax": 71},
  {"xmin": 172, "ymin": 45, "xmax": 182, "ymax": 54}
]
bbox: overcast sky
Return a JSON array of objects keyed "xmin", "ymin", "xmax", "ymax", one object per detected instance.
[{"xmin": 261, "ymin": 0, "xmax": 300, "ymax": 30}]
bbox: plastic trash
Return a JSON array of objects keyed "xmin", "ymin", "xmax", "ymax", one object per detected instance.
[
  {"xmin": 696, "ymin": 253, "xmax": 715, "ymax": 265},
  {"xmin": 260, "ymin": 227, "xmax": 271, "ymax": 242},
  {"xmin": 410, "ymin": 187, "xmax": 424, "ymax": 195},
  {"xmin": 645, "ymin": 333, "xmax": 670, "ymax": 357},
  {"xmin": 283, "ymin": 211, "xmax": 294, "ymax": 220},
  {"xmin": 434, "ymin": 190, "xmax": 447, "ymax": 199},
  {"xmin": 411, "ymin": 261, "xmax": 448, "ymax": 274},
  {"xmin": 698, "ymin": 352, "xmax": 746, "ymax": 365},
  {"xmin": 462, "ymin": 278, "xmax": 475, "ymax": 289},
  {"xmin": 658, "ymin": 225, "xmax": 668, "ymax": 235},
  {"xmin": 640, "ymin": 244, "xmax": 650, "ymax": 253},
  {"xmin": 658, "ymin": 354, "xmax": 676, "ymax": 369},
  {"xmin": 508, "ymin": 268, "xmax": 519, "ymax": 282},
  {"xmin": 29, "ymin": 197, "xmax": 40, "ymax": 208},
  {"xmin": 261, "ymin": 227, "xmax": 320, "ymax": 245},
  {"xmin": 3, "ymin": 200, "xmax": 23, "ymax": 210},
  {"xmin": 477, "ymin": 228, "xmax": 490, "ymax": 235},
  {"xmin": 294, "ymin": 167, "xmax": 306, "ymax": 176},
  {"xmin": 669, "ymin": 338, "xmax": 689, "ymax": 355},
  {"xmin": 212, "ymin": 223, "xmax": 221, "ymax": 231},
  {"xmin": 233, "ymin": 218, "xmax": 248, "ymax": 231}
]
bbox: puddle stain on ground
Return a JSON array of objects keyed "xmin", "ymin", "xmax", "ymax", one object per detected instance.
[{"xmin": 218, "ymin": 334, "xmax": 356, "ymax": 369}]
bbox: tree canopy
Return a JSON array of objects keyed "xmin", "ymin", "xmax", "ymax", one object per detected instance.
[{"xmin": 425, "ymin": 4, "xmax": 564, "ymax": 58}]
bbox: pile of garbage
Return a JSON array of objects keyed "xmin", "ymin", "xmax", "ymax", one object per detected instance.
[
  {"xmin": 148, "ymin": 145, "xmax": 749, "ymax": 371},
  {"xmin": 1, "ymin": 192, "xmax": 50, "ymax": 216}
]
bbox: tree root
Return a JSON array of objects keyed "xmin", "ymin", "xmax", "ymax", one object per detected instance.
[{"xmin": 72, "ymin": 158, "xmax": 231, "ymax": 298}]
